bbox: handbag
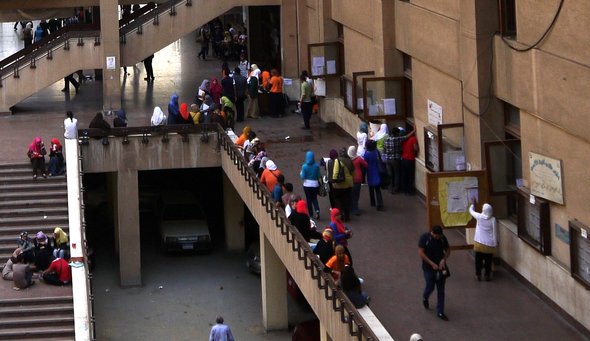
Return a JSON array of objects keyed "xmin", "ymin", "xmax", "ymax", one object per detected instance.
[
  {"xmin": 318, "ymin": 176, "xmax": 328, "ymax": 197},
  {"xmin": 437, "ymin": 265, "xmax": 451, "ymax": 280}
]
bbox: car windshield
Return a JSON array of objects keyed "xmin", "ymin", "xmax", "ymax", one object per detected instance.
[{"xmin": 162, "ymin": 204, "xmax": 204, "ymax": 220}]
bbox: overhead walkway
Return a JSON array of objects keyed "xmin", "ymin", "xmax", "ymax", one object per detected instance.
[
  {"xmin": 70, "ymin": 125, "xmax": 393, "ymax": 340},
  {"xmin": 0, "ymin": 0, "xmax": 278, "ymax": 113}
]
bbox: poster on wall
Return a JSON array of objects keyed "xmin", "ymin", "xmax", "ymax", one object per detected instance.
[
  {"xmin": 428, "ymin": 99, "xmax": 443, "ymax": 126},
  {"xmin": 529, "ymin": 152, "xmax": 564, "ymax": 205}
]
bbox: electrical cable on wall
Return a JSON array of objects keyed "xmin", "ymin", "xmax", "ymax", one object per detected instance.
[{"xmin": 501, "ymin": 0, "xmax": 565, "ymax": 52}]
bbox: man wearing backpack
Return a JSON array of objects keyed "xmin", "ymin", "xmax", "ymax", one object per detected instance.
[{"xmin": 418, "ymin": 225, "xmax": 450, "ymax": 321}]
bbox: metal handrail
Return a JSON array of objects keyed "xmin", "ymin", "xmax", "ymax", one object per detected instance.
[
  {"xmin": 0, "ymin": 24, "xmax": 100, "ymax": 79},
  {"xmin": 119, "ymin": 0, "xmax": 192, "ymax": 38},
  {"xmin": 78, "ymin": 124, "xmax": 380, "ymax": 340}
]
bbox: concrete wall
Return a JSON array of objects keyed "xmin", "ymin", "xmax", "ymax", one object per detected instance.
[{"xmin": 81, "ymin": 133, "xmax": 221, "ymax": 173}]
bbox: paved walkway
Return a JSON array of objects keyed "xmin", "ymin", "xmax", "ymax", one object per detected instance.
[{"xmin": 0, "ymin": 22, "xmax": 586, "ymax": 341}]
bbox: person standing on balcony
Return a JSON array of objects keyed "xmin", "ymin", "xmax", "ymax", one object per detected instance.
[
  {"xmin": 64, "ymin": 111, "xmax": 78, "ymax": 139},
  {"xmin": 167, "ymin": 94, "xmax": 181, "ymax": 125},
  {"xmin": 22, "ymin": 23, "xmax": 33, "ymax": 49},
  {"xmin": 233, "ymin": 67, "xmax": 247, "ymax": 123}
]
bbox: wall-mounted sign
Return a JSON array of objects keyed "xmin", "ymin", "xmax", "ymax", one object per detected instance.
[
  {"xmin": 428, "ymin": 99, "xmax": 442, "ymax": 126},
  {"xmin": 106, "ymin": 56, "xmax": 116, "ymax": 70},
  {"xmin": 529, "ymin": 152, "xmax": 564, "ymax": 205}
]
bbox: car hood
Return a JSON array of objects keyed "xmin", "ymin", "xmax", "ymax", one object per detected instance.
[{"xmin": 160, "ymin": 220, "xmax": 209, "ymax": 237}]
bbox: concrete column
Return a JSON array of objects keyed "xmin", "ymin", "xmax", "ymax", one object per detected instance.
[
  {"xmin": 260, "ymin": 232, "xmax": 288, "ymax": 331},
  {"xmin": 100, "ymin": 0, "xmax": 122, "ymax": 112},
  {"xmin": 281, "ymin": 0, "xmax": 298, "ymax": 77},
  {"xmin": 222, "ymin": 173, "xmax": 245, "ymax": 251},
  {"xmin": 116, "ymin": 169, "xmax": 141, "ymax": 287},
  {"xmin": 460, "ymin": 0, "xmax": 504, "ymax": 168}
]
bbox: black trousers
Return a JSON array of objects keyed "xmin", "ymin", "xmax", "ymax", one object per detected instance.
[
  {"xmin": 143, "ymin": 57, "xmax": 154, "ymax": 79},
  {"xmin": 301, "ymin": 101, "xmax": 312, "ymax": 128},
  {"xmin": 400, "ymin": 159, "xmax": 415, "ymax": 194},
  {"xmin": 235, "ymin": 95, "xmax": 245, "ymax": 122},
  {"xmin": 269, "ymin": 92, "xmax": 284, "ymax": 117},
  {"xmin": 64, "ymin": 73, "xmax": 79, "ymax": 90},
  {"xmin": 475, "ymin": 251, "xmax": 493, "ymax": 277}
]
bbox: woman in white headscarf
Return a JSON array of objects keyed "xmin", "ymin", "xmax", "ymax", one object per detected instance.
[
  {"xmin": 371, "ymin": 123, "xmax": 388, "ymax": 155},
  {"xmin": 150, "ymin": 106, "xmax": 167, "ymax": 126},
  {"xmin": 469, "ymin": 202, "xmax": 498, "ymax": 281}
]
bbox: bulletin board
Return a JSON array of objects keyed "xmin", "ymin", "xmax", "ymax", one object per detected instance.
[{"xmin": 425, "ymin": 170, "xmax": 489, "ymax": 250}]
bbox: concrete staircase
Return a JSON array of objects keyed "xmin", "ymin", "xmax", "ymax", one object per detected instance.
[
  {"xmin": 0, "ymin": 163, "xmax": 74, "ymax": 340},
  {"xmin": 0, "ymin": 296, "xmax": 74, "ymax": 340},
  {"xmin": 0, "ymin": 163, "xmax": 68, "ymax": 267}
]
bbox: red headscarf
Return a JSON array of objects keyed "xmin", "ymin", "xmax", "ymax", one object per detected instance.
[
  {"xmin": 51, "ymin": 138, "xmax": 62, "ymax": 149},
  {"xmin": 180, "ymin": 103, "xmax": 189, "ymax": 121},
  {"xmin": 296, "ymin": 200, "xmax": 309, "ymax": 216},
  {"xmin": 210, "ymin": 77, "xmax": 222, "ymax": 103},
  {"xmin": 330, "ymin": 208, "xmax": 347, "ymax": 235}
]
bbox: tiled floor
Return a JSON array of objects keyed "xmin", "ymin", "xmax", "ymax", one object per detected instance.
[{"xmin": 0, "ymin": 21, "xmax": 587, "ymax": 341}]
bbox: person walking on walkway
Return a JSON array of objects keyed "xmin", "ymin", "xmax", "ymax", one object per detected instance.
[
  {"xmin": 299, "ymin": 71, "xmax": 313, "ymax": 129},
  {"xmin": 469, "ymin": 202, "xmax": 498, "ymax": 281},
  {"xmin": 418, "ymin": 225, "xmax": 450, "ymax": 321},
  {"xmin": 209, "ymin": 315, "xmax": 234, "ymax": 341},
  {"xmin": 233, "ymin": 67, "xmax": 247, "ymax": 122},
  {"xmin": 300, "ymin": 150, "xmax": 322, "ymax": 220}
]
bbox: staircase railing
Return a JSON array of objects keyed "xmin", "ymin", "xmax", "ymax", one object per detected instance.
[
  {"xmin": 78, "ymin": 124, "xmax": 383, "ymax": 340},
  {"xmin": 0, "ymin": 25, "xmax": 100, "ymax": 86},
  {"xmin": 119, "ymin": 0, "xmax": 193, "ymax": 42}
]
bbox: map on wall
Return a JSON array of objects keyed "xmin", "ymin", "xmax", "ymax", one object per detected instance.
[{"xmin": 529, "ymin": 152, "xmax": 564, "ymax": 205}]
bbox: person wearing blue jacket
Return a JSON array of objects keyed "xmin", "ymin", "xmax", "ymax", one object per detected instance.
[
  {"xmin": 33, "ymin": 25, "xmax": 44, "ymax": 43},
  {"xmin": 300, "ymin": 151, "xmax": 322, "ymax": 220}
]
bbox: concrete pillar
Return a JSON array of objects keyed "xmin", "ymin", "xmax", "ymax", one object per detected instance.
[
  {"xmin": 260, "ymin": 232, "xmax": 288, "ymax": 331},
  {"xmin": 222, "ymin": 173, "xmax": 245, "ymax": 251},
  {"xmin": 116, "ymin": 169, "xmax": 141, "ymax": 286},
  {"xmin": 100, "ymin": 0, "xmax": 122, "ymax": 112},
  {"xmin": 281, "ymin": 0, "xmax": 298, "ymax": 77},
  {"xmin": 460, "ymin": 0, "xmax": 504, "ymax": 168}
]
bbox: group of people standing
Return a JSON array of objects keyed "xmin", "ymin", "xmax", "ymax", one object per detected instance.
[{"xmin": 2, "ymin": 228, "xmax": 72, "ymax": 290}]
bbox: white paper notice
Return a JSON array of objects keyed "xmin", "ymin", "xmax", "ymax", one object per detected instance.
[
  {"xmin": 326, "ymin": 60, "xmax": 337, "ymax": 74},
  {"xmin": 314, "ymin": 78, "xmax": 326, "ymax": 97},
  {"xmin": 466, "ymin": 187, "xmax": 479, "ymax": 204},
  {"xmin": 202, "ymin": 104, "xmax": 210, "ymax": 111},
  {"xmin": 106, "ymin": 56, "xmax": 116, "ymax": 70},
  {"xmin": 357, "ymin": 98, "xmax": 364, "ymax": 110},
  {"xmin": 447, "ymin": 177, "xmax": 478, "ymax": 213},
  {"xmin": 312, "ymin": 66, "xmax": 324, "ymax": 76},
  {"xmin": 368, "ymin": 104, "xmax": 379, "ymax": 116},
  {"xmin": 428, "ymin": 99, "xmax": 443, "ymax": 126},
  {"xmin": 383, "ymin": 98, "xmax": 397, "ymax": 115},
  {"xmin": 312, "ymin": 56, "xmax": 325, "ymax": 68},
  {"xmin": 283, "ymin": 78, "xmax": 293, "ymax": 86},
  {"xmin": 198, "ymin": 89, "xmax": 205, "ymax": 98}
]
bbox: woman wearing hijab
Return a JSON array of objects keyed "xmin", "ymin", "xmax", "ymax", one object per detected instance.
[
  {"xmin": 220, "ymin": 96, "xmax": 236, "ymax": 129},
  {"xmin": 34, "ymin": 25, "xmax": 44, "ymax": 43},
  {"xmin": 235, "ymin": 126, "xmax": 251, "ymax": 147},
  {"xmin": 469, "ymin": 202, "xmax": 498, "ymax": 281},
  {"xmin": 300, "ymin": 151, "xmax": 322, "ymax": 220},
  {"xmin": 260, "ymin": 159, "xmax": 282, "ymax": 192},
  {"xmin": 247, "ymin": 67, "xmax": 261, "ymax": 119},
  {"xmin": 89, "ymin": 112, "xmax": 111, "ymax": 130},
  {"xmin": 325, "ymin": 245, "xmax": 351, "ymax": 282},
  {"xmin": 331, "ymin": 148, "xmax": 355, "ymax": 221},
  {"xmin": 23, "ymin": 22, "xmax": 34, "ymax": 48},
  {"xmin": 195, "ymin": 79, "xmax": 210, "ymax": 106},
  {"xmin": 341, "ymin": 266, "xmax": 370, "ymax": 308},
  {"xmin": 364, "ymin": 140, "xmax": 384, "ymax": 211},
  {"xmin": 210, "ymin": 77, "xmax": 222, "ymax": 105},
  {"xmin": 150, "ymin": 106, "xmax": 167, "ymax": 126},
  {"xmin": 348, "ymin": 146, "xmax": 368, "ymax": 216},
  {"xmin": 328, "ymin": 208, "xmax": 353, "ymax": 265},
  {"xmin": 47, "ymin": 138, "xmax": 65, "ymax": 176},
  {"xmin": 357, "ymin": 122, "xmax": 369, "ymax": 157},
  {"xmin": 289, "ymin": 200, "xmax": 322, "ymax": 242},
  {"xmin": 372, "ymin": 123, "xmax": 389, "ymax": 155},
  {"xmin": 313, "ymin": 228, "xmax": 334, "ymax": 265},
  {"xmin": 178, "ymin": 103, "xmax": 192, "ymax": 124},
  {"xmin": 27, "ymin": 137, "xmax": 47, "ymax": 179},
  {"xmin": 167, "ymin": 94, "xmax": 180, "ymax": 125},
  {"xmin": 200, "ymin": 95, "xmax": 215, "ymax": 124},
  {"xmin": 52, "ymin": 227, "xmax": 69, "ymax": 259},
  {"xmin": 113, "ymin": 109, "xmax": 128, "ymax": 127}
]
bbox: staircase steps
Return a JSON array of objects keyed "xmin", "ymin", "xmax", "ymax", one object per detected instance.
[
  {"xmin": 0, "ymin": 297, "xmax": 74, "ymax": 339},
  {"xmin": 0, "ymin": 190, "xmax": 67, "ymax": 202}
]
